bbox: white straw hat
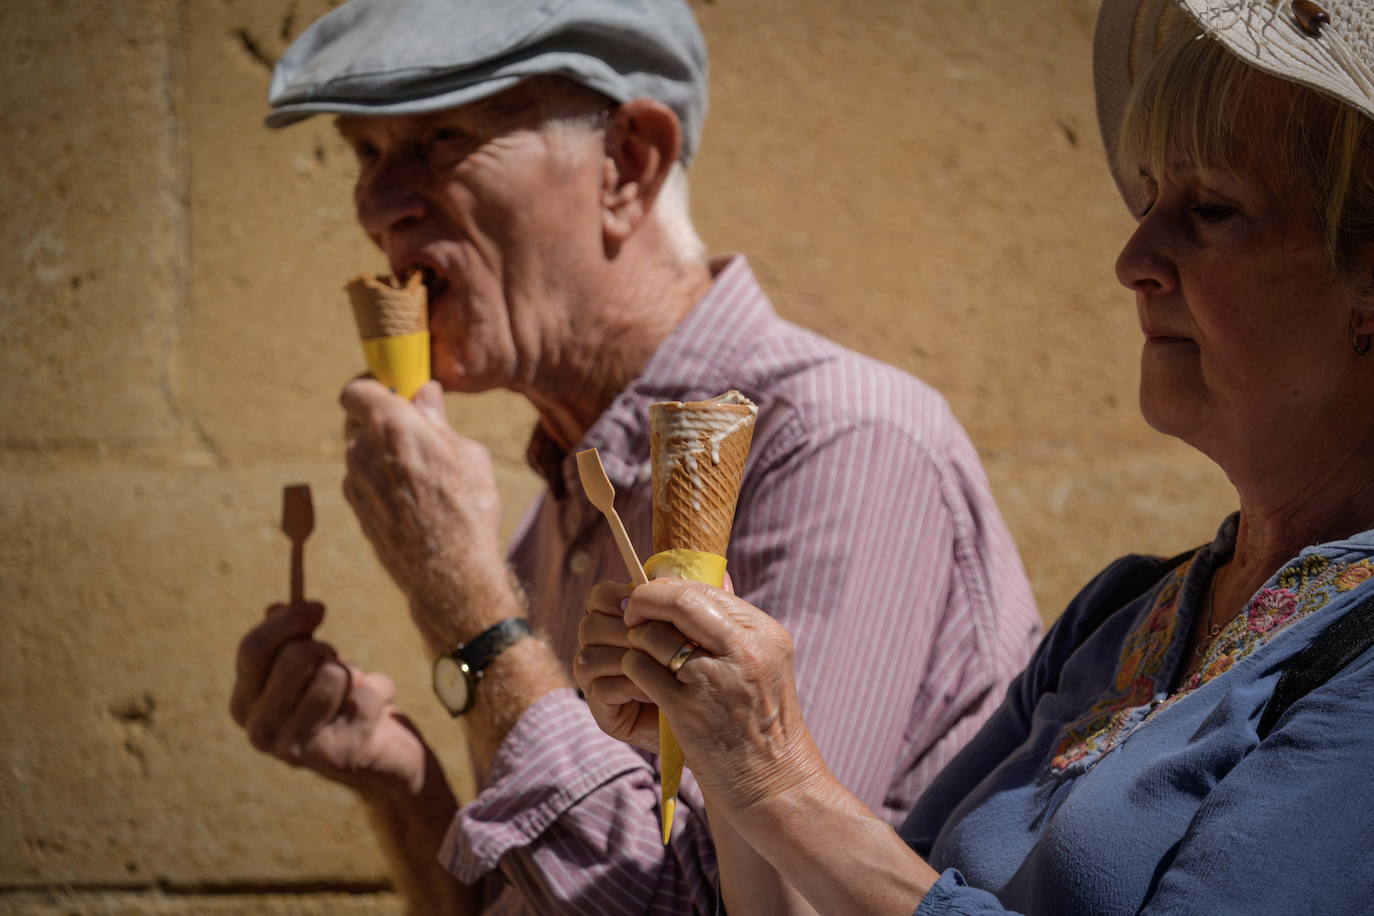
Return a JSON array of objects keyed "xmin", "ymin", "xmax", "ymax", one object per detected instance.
[{"xmin": 1094, "ymin": 0, "xmax": 1374, "ymax": 207}]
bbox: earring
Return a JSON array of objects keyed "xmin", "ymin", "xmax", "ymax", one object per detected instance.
[{"xmin": 1355, "ymin": 331, "xmax": 1371, "ymax": 357}]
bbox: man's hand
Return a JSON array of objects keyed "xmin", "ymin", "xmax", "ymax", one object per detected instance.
[
  {"xmin": 341, "ymin": 378, "xmax": 510, "ymax": 653},
  {"xmin": 230, "ymin": 601, "xmax": 428, "ymax": 800}
]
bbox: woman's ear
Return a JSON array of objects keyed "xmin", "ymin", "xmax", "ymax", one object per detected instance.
[
  {"xmin": 1350, "ymin": 242, "xmax": 1374, "ymax": 337},
  {"xmin": 1352, "ymin": 307, "xmax": 1374, "ymax": 339},
  {"xmin": 601, "ymin": 99, "xmax": 681, "ymax": 246}
]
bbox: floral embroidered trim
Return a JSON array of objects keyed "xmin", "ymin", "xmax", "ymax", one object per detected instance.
[{"xmin": 1049, "ymin": 552, "xmax": 1374, "ymax": 775}]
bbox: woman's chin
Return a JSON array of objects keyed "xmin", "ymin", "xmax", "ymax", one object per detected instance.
[{"xmin": 1137, "ymin": 388, "xmax": 1203, "ymax": 442}]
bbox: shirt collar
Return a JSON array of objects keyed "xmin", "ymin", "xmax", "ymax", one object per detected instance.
[{"xmin": 526, "ymin": 255, "xmax": 779, "ymax": 499}]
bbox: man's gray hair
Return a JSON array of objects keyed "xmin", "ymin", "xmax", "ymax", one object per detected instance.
[
  {"xmin": 538, "ymin": 77, "xmax": 706, "ymax": 265},
  {"xmin": 653, "ymin": 163, "xmax": 707, "ymax": 264}
]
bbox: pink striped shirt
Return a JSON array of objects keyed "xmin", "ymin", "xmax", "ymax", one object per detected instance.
[{"xmin": 439, "ymin": 256, "xmax": 1042, "ymax": 914}]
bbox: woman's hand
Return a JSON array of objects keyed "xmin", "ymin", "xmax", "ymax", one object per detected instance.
[
  {"xmin": 619, "ymin": 578, "xmax": 824, "ymax": 813},
  {"xmin": 579, "ymin": 579, "xmax": 937, "ymax": 914},
  {"xmin": 576, "ymin": 581, "xmax": 662, "ymax": 753}
]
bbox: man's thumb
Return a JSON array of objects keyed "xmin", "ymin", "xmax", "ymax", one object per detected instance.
[{"xmin": 413, "ymin": 380, "xmax": 446, "ymax": 421}]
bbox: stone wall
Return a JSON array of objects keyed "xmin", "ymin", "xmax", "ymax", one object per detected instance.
[{"xmin": 0, "ymin": 0, "xmax": 1234, "ymax": 910}]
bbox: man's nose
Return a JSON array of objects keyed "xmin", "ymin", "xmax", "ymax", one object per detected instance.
[{"xmin": 355, "ymin": 153, "xmax": 429, "ymax": 239}]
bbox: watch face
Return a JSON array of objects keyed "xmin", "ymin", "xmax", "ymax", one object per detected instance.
[{"xmin": 433, "ymin": 656, "xmax": 471, "ymax": 715}]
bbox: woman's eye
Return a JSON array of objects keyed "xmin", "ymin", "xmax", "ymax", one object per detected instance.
[{"xmin": 1192, "ymin": 204, "xmax": 1237, "ymax": 223}]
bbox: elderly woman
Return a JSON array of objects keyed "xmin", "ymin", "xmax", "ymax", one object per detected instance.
[{"xmin": 577, "ymin": 0, "xmax": 1374, "ymax": 913}]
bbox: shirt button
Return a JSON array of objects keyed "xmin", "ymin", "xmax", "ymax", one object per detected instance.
[{"xmin": 568, "ymin": 550, "xmax": 593, "ymax": 576}]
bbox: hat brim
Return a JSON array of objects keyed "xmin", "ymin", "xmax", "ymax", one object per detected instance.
[
  {"xmin": 265, "ymin": 75, "xmax": 525, "ymax": 128},
  {"xmin": 1094, "ymin": 0, "xmax": 1374, "ymax": 212},
  {"xmin": 1093, "ymin": 0, "xmax": 1199, "ymax": 211},
  {"xmin": 265, "ymin": 68, "xmax": 634, "ymax": 129}
]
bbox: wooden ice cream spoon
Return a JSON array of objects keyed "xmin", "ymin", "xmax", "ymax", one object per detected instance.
[{"xmin": 576, "ymin": 449, "xmax": 649, "ymax": 587}]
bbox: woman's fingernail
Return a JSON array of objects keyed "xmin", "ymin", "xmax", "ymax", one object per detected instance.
[{"xmin": 619, "ymin": 596, "xmax": 630, "ymax": 612}]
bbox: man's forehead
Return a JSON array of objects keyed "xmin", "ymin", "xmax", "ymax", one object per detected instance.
[{"xmin": 332, "ymin": 85, "xmax": 546, "ymax": 137}]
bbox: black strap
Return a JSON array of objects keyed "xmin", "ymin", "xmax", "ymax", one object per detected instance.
[
  {"xmin": 457, "ymin": 617, "xmax": 533, "ymax": 673},
  {"xmin": 1257, "ymin": 591, "xmax": 1374, "ymax": 738}
]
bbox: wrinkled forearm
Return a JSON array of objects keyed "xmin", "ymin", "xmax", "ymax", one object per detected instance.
[
  {"xmin": 461, "ymin": 634, "xmax": 570, "ymax": 780},
  {"xmin": 727, "ymin": 770, "xmax": 939, "ymax": 916},
  {"xmin": 704, "ymin": 791, "xmax": 817, "ymax": 916},
  {"xmin": 406, "ymin": 558, "xmax": 570, "ymax": 778},
  {"xmin": 406, "ymin": 554, "xmax": 524, "ymax": 658}
]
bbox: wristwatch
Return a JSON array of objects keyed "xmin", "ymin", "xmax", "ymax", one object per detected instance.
[{"xmin": 432, "ymin": 617, "xmax": 533, "ymax": 717}]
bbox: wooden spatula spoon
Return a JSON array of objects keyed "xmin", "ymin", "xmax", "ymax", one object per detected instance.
[
  {"xmin": 281, "ymin": 484, "xmax": 314, "ymax": 604},
  {"xmin": 576, "ymin": 449, "xmax": 648, "ymax": 587}
]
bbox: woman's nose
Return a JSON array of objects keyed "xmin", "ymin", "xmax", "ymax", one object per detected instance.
[{"xmin": 1114, "ymin": 214, "xmax": 1176, "ymax": 295}]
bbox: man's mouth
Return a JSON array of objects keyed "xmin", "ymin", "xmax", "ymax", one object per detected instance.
[{"xmin": 403, "ymin": 263, "xmax": 449, "ymax": 302}]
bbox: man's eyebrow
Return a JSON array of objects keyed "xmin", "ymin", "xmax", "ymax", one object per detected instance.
[
  {"xmin": 333, "ymin": 117, "xmax": 366, "ymax": 139},
  {"xmin": 468, "ymin": 89, "xmax": 542, "ymax": 125}
]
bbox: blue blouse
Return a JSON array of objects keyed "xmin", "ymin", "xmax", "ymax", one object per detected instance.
[{"xmin": 902, "ymin": 517, "xmax": 1374, "ymax": 915}]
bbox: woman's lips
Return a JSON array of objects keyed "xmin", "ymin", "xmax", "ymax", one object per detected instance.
[{"xmin": 1141, "ymin": 324, "xmax": 1193, "ymax": 342}]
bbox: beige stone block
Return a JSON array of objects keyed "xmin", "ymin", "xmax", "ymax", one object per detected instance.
[
  {"xmin": 692, "ymin": 0, "xmax": 1147, "ymax": 458},
  {"xmin": 0, "ymin": 461, "xmax": 520, "ymax": 886},
  {"xmin": 985, "ymin": 441, "xmax": 1237, "ymax": 624},
  {"xmin": 0, "ymin": 891, "xmax": 401, "ymax": 915},
  {"xmin": 179, "ymin": 0, "xmax": 394, "ymax": 462},
  {"xmin": 0, "ymin": 1, "xmax": 185, "ymax": 446}
]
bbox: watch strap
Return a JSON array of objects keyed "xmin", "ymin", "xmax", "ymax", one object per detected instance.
[{"xmin": 456, "ymin": 617, "xmax": 533, "ymax": 673}]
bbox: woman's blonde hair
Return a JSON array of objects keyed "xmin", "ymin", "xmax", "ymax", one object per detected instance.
[{"xmin": 1117, "ymin": 27, "xmax": 1374, "ymax": 298}]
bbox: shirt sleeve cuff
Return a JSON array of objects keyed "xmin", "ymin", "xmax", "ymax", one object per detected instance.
[
  {"xmin": 915, "ymin": 869, "xmax": 1019, "ymax": 915},
  {"xmin": 438, "ymin": 687, "xmax": 652, "ymax": 883}
]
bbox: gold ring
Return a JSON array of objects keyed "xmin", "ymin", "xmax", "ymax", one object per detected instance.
[{"xmin": 667, "ymin": 640, "xmax": 698, "ymax": 674}]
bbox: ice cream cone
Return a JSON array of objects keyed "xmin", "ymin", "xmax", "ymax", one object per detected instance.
[
  {"xmin": 650, "ymin": 391, "xmax": 756, "ymax": 556},
  {"xmin": 345, "ymin": 272, "xmax": 431, "ymax": 399},
  {"xmin": 647, "ymin": 389, "xmax": 757, "ymax": 843}
]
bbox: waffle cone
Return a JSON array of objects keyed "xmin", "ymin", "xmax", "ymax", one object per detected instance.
[
  {"xmin": 346, "ymin": 272, "xmax": 427, "ymax": 340},
  {"xmin": 650, "ymin": 391, "xmax": 757, "ymax": 554}
]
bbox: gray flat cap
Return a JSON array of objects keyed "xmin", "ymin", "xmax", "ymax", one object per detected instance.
[{"xmin": 266, "ymin": 0, "xmax": 709, "ymax": 162}]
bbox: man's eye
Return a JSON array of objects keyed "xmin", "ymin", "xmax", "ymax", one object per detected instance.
[{"xmin": 433, "ymin": 127, "xmax": 472, "ymax": 145}]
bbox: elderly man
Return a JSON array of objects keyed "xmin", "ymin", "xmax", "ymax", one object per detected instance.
[{"xmin": 230, "ymin": 0, "xmax": 1041, "ymax": 913}]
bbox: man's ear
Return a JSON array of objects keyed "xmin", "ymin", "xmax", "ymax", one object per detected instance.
[{"xmin": 601, "ymin": 98, "xmax": 681, "ymax": 246}]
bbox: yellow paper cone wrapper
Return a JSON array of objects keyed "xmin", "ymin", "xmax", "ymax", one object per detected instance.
[
  {"xmin": 645, "ymin": 549, "xmax": 728, "ymax": 587},
  {"xmin": 361, "ymin": 331, "xmax": 430, "ymax": 400},
  {"xmin": 657, "ymin": 708, "xmax": 683, "ymax": 845},
  {"xmin": 645, "ymin": 548, "xmax": 728, "ymax": 844}
]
